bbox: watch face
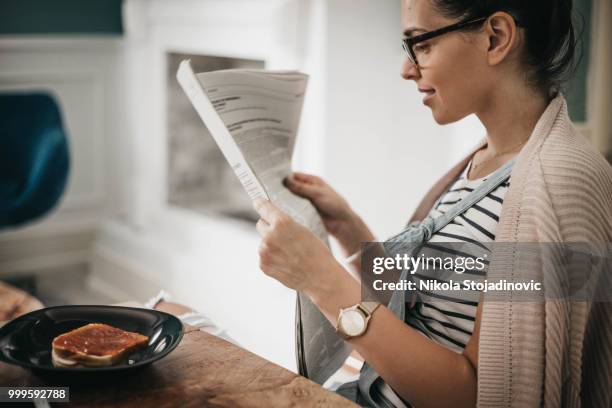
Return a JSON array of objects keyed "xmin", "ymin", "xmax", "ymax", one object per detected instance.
[{"xmin": 340, "ymin": 309, "xmax": 366, "ymax": 337}]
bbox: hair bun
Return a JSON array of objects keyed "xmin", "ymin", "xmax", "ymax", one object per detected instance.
[{"xmin": 433, "ymin": 0, "xmax": 579, "ymax": 94}]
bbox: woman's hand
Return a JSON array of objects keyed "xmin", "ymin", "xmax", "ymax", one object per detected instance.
[
  {"xmin": 284, "ymin": 172, "xmax": 375, "ymax": 256},
  {"xmin": 252, "ymin": 198, "xmax": 347, "ymax": 300}
]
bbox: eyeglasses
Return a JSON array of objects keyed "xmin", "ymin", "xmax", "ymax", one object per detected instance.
[{"xmin": 402, "ymin": 16, "xmax": 488, "ymax": 67}]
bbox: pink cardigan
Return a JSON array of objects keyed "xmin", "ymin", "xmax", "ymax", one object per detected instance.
[{"xmin": 408, "ymin": 95, "xmax": 612, "ymax": 407}]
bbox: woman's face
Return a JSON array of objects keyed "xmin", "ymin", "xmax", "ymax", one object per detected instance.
[{"xmin": 401, "ymin": 0, "xmax": 493, "ymax": 124}]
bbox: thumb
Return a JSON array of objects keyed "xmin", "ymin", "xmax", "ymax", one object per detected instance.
[{"xmin": 253, "ymin": 199, "xmax": 281, "ymax": 223}]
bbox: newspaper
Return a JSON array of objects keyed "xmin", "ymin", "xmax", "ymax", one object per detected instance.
[{"xmin": 177, "ymin": 60, "xmax": 350, "ymax": 385}]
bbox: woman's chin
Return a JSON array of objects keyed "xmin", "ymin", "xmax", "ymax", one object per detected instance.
[
  {"xmin": 430, "ymin": 105, "xmax": 465, "ymax": 125},
  {"xmin": 431, "ymin": 109, "xmax": 455, "ymax": 125}
]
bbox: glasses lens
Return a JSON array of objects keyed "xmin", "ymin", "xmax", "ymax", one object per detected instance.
[{"xmin": 402, "ymin": 40, "xmax": 417, "ymax": 65}]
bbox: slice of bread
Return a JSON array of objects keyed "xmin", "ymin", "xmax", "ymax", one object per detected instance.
[{"xmin": 51, "ymin": 323, "xmax": 149, "ymax": 368}]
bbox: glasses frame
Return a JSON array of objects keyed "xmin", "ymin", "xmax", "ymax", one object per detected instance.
[{"xmin": 402, "ymin": 16, "xmax": 488, "ymax": 66}]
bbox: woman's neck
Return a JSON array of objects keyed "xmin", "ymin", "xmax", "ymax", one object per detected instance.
[{"xmin": 476, "ymin": 83, "xmax": 549, "ymax": 155}]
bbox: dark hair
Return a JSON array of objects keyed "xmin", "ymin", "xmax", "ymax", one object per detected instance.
[{"xmin": 431, "ymin": 0, "xmax": 579, "ymax": 95}]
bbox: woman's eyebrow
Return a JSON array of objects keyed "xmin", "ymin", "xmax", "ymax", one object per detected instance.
[{"xmin": 403, "ymin": 27, "xmax": 427, "ymax": 37}]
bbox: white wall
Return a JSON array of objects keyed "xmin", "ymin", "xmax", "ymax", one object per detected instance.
[
  {"xmin": 588, "ymin": 0, "xmax": 612, "ymax": 156},
  {"xmin": 303, "ymin": 0, "xmax": 483, "ymax": 240}
]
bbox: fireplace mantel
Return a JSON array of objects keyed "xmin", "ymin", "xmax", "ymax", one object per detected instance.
[
  {"xmin": 92, "ymin": 0, "xmax": 322, "ymax": 372},
  {"xmin": 121, "ymin": 0, "xmax": 312, "ymax": 225}
]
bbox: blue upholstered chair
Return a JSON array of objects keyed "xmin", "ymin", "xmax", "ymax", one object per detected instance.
[{"xmin": 0, "ymin": 93, "xmax": 70, "ymax": 229}]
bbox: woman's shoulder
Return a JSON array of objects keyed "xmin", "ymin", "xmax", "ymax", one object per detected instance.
[
  {"xmin": 538, "ymin": 120, "xmax": 612, "ymax": 188},
  {"xmin": 532, "ymin": 122, "xmax": 612, "ymax": 240},
  {"xmin": 529, "ymin": 95, "xmax": 611, "ymax": 181}
]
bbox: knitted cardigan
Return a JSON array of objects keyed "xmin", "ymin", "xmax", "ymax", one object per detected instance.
[{"xmin": 407, "ymin": 95, "xmax": 612, "ymax": 407}]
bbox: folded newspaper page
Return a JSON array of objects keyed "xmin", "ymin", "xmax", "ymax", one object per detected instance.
[{"xmin": 176, "ymin": 60, "xmax": 350, "ymax": 385}]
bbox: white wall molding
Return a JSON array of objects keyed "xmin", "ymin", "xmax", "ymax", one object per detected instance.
[
  {"xmin": 89, "ymin": 245, "xmax": 162, "ymax": 304},
  {"xmin": 0, "ymin": 229, "xmax": 94, "ymax": 278},
  {"xmin": 0, "ymin": 36, "xmax": 123, "ymax": 52}
]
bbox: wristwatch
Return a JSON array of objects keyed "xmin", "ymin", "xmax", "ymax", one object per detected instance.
[{"xmin": 335, "ymin": 301, "xmax": 381, "ymax": 339}]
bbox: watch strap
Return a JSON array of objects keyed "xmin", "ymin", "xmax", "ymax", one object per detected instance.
[{"xmin": 360, "ymin": 301, "xmax": 381, "ymax": 316}]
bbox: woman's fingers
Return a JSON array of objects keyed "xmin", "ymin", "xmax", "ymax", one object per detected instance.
[
  {"xmin": 291, "ymin": 172, "xmax": 320, "ymax": 183},
  {"xmin": 253, "ymin": 199, "xmax": 282, "ymax": 224},
  {"xmin": 285, "ymin": 176, "xmax": 321, "ymax": 199},
  {"xmin": 255, "ymin": 218, "xmax": 271, "ymax": 236}
]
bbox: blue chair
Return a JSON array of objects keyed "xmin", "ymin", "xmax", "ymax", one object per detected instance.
[{"xmin": 0, "ymin": 93, "xmax": 70, "ymax": 229}]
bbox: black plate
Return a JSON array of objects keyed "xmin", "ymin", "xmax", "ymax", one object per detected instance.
[{"xmin": 0, "ymin": 305, "xmax": 183, "ymax": 380}]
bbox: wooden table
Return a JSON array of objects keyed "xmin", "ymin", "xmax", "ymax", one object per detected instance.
[{"xmin": 0, "ymin": 324, "xmax": 357, "ymax": 407}]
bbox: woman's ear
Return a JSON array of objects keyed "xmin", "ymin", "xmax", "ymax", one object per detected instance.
[{"xmin": 484, "ymin": 12, "xmax": 519, "ymax": 66}]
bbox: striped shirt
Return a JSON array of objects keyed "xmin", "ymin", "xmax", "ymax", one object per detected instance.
[{"xmin": 375, "ymin": 160, "xmax": 511, "ymax": 407}]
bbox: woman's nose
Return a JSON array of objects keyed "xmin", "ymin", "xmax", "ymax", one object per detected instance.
[{"xmin": 400, "ymin": 57, "xmax": 420, "ymax": 81}]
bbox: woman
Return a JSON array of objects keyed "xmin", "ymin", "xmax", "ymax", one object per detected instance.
[{"xmin": 253, "ymin": 0, "xmax": 612, "ymax": 406}]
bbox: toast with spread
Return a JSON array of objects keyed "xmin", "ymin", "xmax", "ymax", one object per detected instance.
[{"xmin": 51, "ymin": 323, "xmax": 149, "ymax": 367}]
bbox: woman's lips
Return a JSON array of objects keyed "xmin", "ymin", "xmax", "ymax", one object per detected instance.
[{"xmin": 419, "ymin": 88, "xmax": 436, "ymax": 105}]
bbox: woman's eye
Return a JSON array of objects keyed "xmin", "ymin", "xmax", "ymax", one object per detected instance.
[{"xmin": 413, "ymin": 42, "xmax": 431, "ymax": 54}]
